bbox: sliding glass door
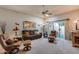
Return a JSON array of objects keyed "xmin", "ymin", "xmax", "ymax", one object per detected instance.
[
  {"xmin": 46, "ymin": 20, "xmax": 65, "ymax": 39},
  {"xmin": 54, "ymin": 21, "xmax": 65, "ymax": 39}
]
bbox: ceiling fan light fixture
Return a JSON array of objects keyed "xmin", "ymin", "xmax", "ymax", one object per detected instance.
[
  {"xmin": 41, "ymin": 15, "xmax": 47, "ymax": 19},
  {"xmin": 41, "ymin": 5, "xmax": 52, "ymax": 19},
  {"xmin": 44, "ymin": 14, "xmax": 49, "ymax": 17}
]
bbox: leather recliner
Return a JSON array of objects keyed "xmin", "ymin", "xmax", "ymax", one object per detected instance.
[{"xmin": 0, "ymin": 34, "xmax": 20, "ymax": 54}]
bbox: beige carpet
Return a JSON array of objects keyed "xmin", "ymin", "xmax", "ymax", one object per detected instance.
[
  {"xmin": 26, "ymin": 38, "xmax": 79, "ymax": 54},
  {"xmin": 0, "ymin": 38, "xmax": 79, "ymax": 54}
]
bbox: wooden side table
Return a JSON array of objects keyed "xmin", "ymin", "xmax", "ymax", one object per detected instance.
[{"xmin": 72, "ymin": 32, "xmax": 79, "ymax": 47}]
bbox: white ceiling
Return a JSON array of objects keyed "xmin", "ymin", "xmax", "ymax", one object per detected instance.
[{"xmin": 0, "ymin": 5, "xmax": 79, "ymax": 17}]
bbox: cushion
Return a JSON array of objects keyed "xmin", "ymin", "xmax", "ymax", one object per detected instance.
[{"xmin": 5, "ymin": 39, "xmax": 14, "ymax": 45}]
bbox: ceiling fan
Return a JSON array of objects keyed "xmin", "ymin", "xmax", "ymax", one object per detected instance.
[{"xmin": 41, "ymin": 5, "xmax": 52, "ymax": 17}]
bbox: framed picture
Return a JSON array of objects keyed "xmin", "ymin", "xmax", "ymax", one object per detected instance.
[
  {"xmin": 23, "ymin": 21, "xmax": 36, "ymax": 29},
  {"xmin": 76, "ymin": 20, "xmax": 79, "ymax": 30}
]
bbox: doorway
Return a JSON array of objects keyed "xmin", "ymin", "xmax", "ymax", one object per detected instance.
[{"xmin": 53, "ymin": 21, "xmax": 65, "ymax": 39}]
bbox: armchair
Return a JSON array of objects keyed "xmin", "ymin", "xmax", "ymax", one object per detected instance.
[
  {"xmin": 0, "ymin": 34, "xmax": 20, "ymax": 54},
  {"xmin": 48, "ymin": 31, "xmax": 56, "ymax": 43}
]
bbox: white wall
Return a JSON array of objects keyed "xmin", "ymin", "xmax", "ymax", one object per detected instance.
[{"xmin": 0, "ymin": 8, "xmax": 43, "ymax": 35}]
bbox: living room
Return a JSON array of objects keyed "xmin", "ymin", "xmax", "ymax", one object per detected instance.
[{"xmin": 0, "ymin": 5, "xmax": 79, "ymax": 54}]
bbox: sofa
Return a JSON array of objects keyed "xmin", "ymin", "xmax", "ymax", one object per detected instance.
[{"xmin": 22, "ymin": 30, "xmax": 42, "ymax": 40}]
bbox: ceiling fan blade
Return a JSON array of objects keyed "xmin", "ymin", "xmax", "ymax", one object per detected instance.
[
  {"xmin": 45, "ymin": 10, "xmax": 48, "ymax": 13},
  {"xmin": 42, "ymin": 11, "xmax": 45, "ymax": 14},
  {"xmin": 42, "ymin": 10, "xmax": 49, "ymax": 15},
  {"xmin": 48, "ymin": 13, "xmax": 52, "ymax": 15}
]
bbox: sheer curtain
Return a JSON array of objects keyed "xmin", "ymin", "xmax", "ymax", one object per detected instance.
[{"xmin": 64, "ymin": 19, "xmax": 70, "ymax": 40}]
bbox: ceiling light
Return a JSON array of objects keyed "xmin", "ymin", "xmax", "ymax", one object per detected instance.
[
  {"xmin": 74, "ymin": 20, "xmax": 78, "ymax": 23},
  {"xmin": 44, "ymin": 14, "xmax": 49, "ymax": 17}
]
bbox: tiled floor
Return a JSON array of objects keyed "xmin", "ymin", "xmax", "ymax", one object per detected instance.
[{"xmin": 1, "ymin": 38, "xmax": 79, "ymax": 54}]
